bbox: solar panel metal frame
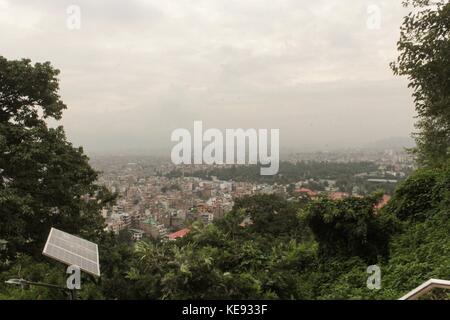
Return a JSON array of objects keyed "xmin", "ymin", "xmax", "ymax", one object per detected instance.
[{"xmin": 43, "ymin": 227, "xmax": 100, "ymax": 277}]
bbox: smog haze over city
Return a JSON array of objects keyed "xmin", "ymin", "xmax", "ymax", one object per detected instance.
[{"xmin": 1, "ymin": 0, "xmax": 415, "ymax": 155}]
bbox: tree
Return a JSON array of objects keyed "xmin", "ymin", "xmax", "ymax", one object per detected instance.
[
  {"xmin": 0, "ymin": 255, "xmax": 68, "ymax": 300},
  {"xmin": 0, "ymin": 56, "xmax": 113, "ymax": 262},
  {"xmin": 232, "ymin": 194, "xmax": 310, "ymax": 241},
  {"xmin": 301, "ymin": 193, "xmax": 397, "ymax": 263},
  {"xmin": 127, "ymin": 217, "xmax": 316, "ymax": 299},
  {"xmin": 386, "ymin": 160, "xmax": 450, "ymax": 222},
  {"xmin": 391, "ymin": 0, "xmax": 450, "ymax": 166}
]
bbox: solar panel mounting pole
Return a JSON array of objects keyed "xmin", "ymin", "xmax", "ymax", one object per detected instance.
[{"xmin": 5, "ymin": 278, "xmax": 76, "ymax": 300}]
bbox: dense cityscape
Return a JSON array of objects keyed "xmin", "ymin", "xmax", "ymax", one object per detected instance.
[{"xmin": 93, "ymin": 148, "xmax": 414, "ymax": 243}]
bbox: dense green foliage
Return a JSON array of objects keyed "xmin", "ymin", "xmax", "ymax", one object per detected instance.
[
  {"xmin": 166, "ymin": 161, "xmax": 405, "ymax": 195},
  {"xmin": 107, "ymin": 166, "xmax": 449, "ymax": 299},
  {"xmin": 0, "ymin": 57, "xmax": 115, "ymax": 263},
  {"xmin": 392, "ymin": 0, "xmax": 450, "ymax": 166},
  {"xmin": 124, "ymin": 196, "xmax": 318, "ymax": 299},
  {"xmin": 302, "ymin": 193, "xmax": 397, "ymax": 263},
  {"xmin": 166, "ymin": 161, "xmax": 380, "ymax": 184},
  {"xmin": 0, "ymin": 57, "xmax": 117, "ymax": 298}
]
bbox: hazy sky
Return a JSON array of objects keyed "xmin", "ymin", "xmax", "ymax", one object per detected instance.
[{"xmin": 0, "ymin": 0, "xmax": 416, "ymax": 154}]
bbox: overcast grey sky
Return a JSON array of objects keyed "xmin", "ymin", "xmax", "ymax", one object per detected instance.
[{"xmin": 0, "ymin": 0, "xmax": 415, "ymax": 154}]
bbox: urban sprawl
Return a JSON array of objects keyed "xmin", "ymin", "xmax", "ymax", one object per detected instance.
[{"xmin": 92, "ymin": 149, "xmax": 414, "ymax": 243}]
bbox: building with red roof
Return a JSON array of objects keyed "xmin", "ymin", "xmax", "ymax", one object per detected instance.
[
  {"xmin": 168, "ymin": 228, "xmax": 190, "ymax": 241},
  {"xmin": 294, "ymin": 188, "xmax": 318, "ymax": 197},
  {"xmin": 375, "ymin": 194, "xmax": 391, "ymax": 210}
]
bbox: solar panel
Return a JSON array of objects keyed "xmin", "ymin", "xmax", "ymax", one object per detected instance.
[{"xmin": 43, "ymin": 228, "xmax": 100, "ymax": 277}]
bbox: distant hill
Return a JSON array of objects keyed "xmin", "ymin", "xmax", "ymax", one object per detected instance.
[{"xmin": 364, "ymin": 137, "xmax": 415, "ymax": 150}]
